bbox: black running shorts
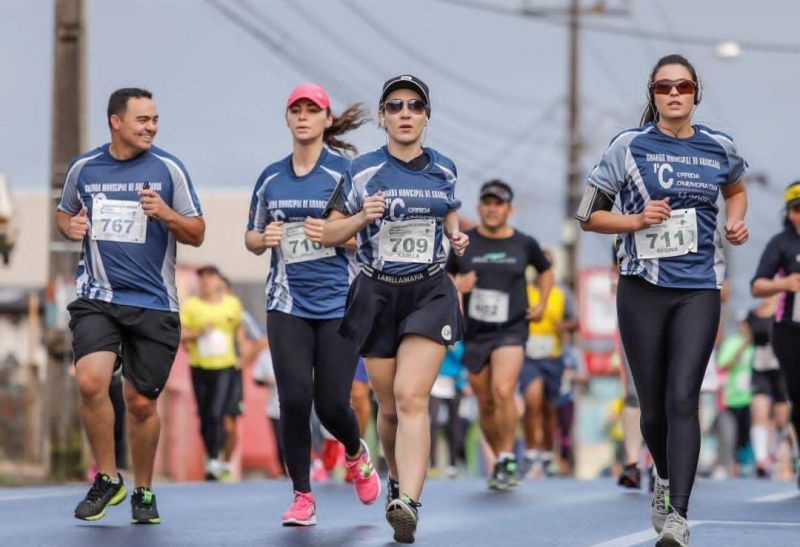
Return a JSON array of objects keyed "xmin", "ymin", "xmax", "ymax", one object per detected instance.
[
  {"xmin": 339, "ymin": 269, "xmax": 464, "ymax": 358},
  {"xmin": 461, "ymin": 326, "xmax": 527, "ymax": 374},
  {"xmin": 68, "ymin": 298, "xmax": 181, "ymax": 399},
  {"xmin": 751, "ymin": 369, "xmax": 790, "ymax": 403},
  {"xmin": 224, "ymin": 367, "xmax": 245, "ymax": 416}
]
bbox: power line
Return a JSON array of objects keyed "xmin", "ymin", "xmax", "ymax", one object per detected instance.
[
  {"xmin": 340, "ymin": 0, "xmax": 531, "ymax": 104},
  {"xmin": 436, "ymin": 0, "xmax": 800, "ymax": 55},
  {"xmin": 206, "ymin": 0, "xmax": 563, "ymax": 170}
]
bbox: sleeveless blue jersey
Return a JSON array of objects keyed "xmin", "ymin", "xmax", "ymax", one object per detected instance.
[
  {"xmin": 58, "ymin": 144, "xmax": 203, "ymax": 312},
  {"xmin": 587, "ymin": 123, "xmax": 746, "ymax": 289},
  {"xmin": 248, "ymin": 148, "xmax": 355, "ymax": 319},
  {"xmin": 341, "ymin": 146, "xmax": 461, "ymax": 275}
]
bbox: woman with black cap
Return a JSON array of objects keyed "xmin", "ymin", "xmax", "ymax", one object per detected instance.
[
  {"xmin": 576, "ymin": 54, "xmax": 749, "ymax": 546},
  {"xmin": 323, "ymin": 74, "xmax": 468, "ymax": 544},
  {"xmin": 245, "ymin": 83, "xmax": 380, "ymax": 526},
  {"xmin": 751, "ymin": 180, "xmax": 800, "ymax": 489}
]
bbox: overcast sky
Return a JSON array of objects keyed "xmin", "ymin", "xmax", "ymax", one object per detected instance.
[{"xmin": 2, "ymin": 0, "xmax": 799, "ymax": 312}]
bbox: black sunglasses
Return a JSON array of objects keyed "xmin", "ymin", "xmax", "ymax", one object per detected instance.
[
  {"xmin": 383, "ymin": 99, "xmax": 427, "ymax": 115},
  {"xmin": 650, "ymin": 79, "xmax": 697, "ymax": 96}
]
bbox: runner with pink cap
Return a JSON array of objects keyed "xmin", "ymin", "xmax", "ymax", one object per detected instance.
[{"xmin": 244, "ymin": 83, "xmax": 379, "ymax": 527}]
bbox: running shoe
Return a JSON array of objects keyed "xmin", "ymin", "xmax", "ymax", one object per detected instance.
[
  {"xmin": 488, "ymin": 461, "xmax": 503, "ymax": 490},
  {"xmin": 656, "ymin": 512, "xmax": 689, "ymax": 546},
  {"xmin": 386, "ymin": 494, "xmax": 421, "ymax": 544},
  {"xmin": 651, "ymin": 475, "xmax": 670, "ymax": 533},
  {"xmin": 502, "ymin": 457, "xmax": 520, "ymax": 488},
  {"xmin": 343, "ymin": 439, "xmax": 381, "ymax": 504},
  {"xmin": 130, "ymin": 487, "xmax": 160, "ymax": 524},
  {"xmin": 74, "ymin": 472, "xmax": 127, "ymax": 521},
  {"xmin": 518, "ymin": 455, "xmax": 536, "ymax": 480},
  {"xmin": 321, "ymin": 439, "xmax": 341, "ymax": 472},
  {"xmin": 281, "ymin": 491, "xmax": 316, "ymax": 526},
  {"xmin": 618, "ymin": 463, "xmax": 642, "ymax": 489},
  {"xmin": 386, "ymin": 477, "xmax": 400, "ymax": 509}
]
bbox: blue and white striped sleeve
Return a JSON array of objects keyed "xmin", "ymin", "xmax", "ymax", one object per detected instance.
[
  {"xmin": 156, "ymin": 154, "xmax": 202, "ymax": 217},
  {"xmin": 57, "ymin": 158, "xmax": 84, "ymax": 214},
  {"xmin": 586, "ymin": 134, "xmax": 631, "ymax": 196},
  {"xmin": 247, "ymin": 172, "xmax": 271, "ymax": 232}
]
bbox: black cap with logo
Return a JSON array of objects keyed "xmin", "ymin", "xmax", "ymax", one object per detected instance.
[
  {"xmin": 479, "ymin": 180, "xmax": 514, "ymax": 203},
  {"xmin": 380, "ymin": 74, "xmax": 431, "ymax": 116}
]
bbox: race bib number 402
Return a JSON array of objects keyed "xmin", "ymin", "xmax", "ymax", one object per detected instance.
[
  {"xmin": 91, "ymin": 195, "xmax": 147, "ymax": 244},
  {"xmin": 634, "ymin": 208, "xmax": 698, "ymax": 260},
  {"xmin": 468, "ymin": 288, "xmax": 510, "ymax": 323},
  {"xmin": 280, "ymin": 222, "xmax": 335, "ymax": 264},
  {"xmin": 378, "ymin": 218, "xmax": 435, "ymax": 264}
]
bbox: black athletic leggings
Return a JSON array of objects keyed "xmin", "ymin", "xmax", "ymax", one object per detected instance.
[
  {"xmin": 268, "ymin": 311, "xmax": 361, "ymax": 493},
  {"xmin": 773, "ymin": 322, "xmax": 800, "ymax": 441},
  {"xmin": 617, "ymin": 276, "xmax": 720, "ymax": 518},
  {"xmin": 429, "ymin": 395, "xmax": 461, "ymax": 467},
  {"xmin": 191, "ymin": 367, "xmax": 235, "ymax": 460}
]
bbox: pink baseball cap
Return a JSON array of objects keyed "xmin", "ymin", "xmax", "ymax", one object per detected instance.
[{"xmin": 286, "ymin": 83, "xmax": 330, "ymax": 110}]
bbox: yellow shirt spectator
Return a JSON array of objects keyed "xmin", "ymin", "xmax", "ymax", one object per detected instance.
[
  {"xmin": 180, "ymin": 293, "xmax": 243, "ymax": 369},
  {"xmin": 526, "ymin": 285, "xmax": 568, "ymax": 359}
]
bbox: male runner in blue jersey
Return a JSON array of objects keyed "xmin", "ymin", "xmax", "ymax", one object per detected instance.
[{"xmin": 56, "ymin": 88, "xmax": 204, "ymax": 524}]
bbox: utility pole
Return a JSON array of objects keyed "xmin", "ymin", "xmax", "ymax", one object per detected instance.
[
  {"xmin": 563, "ymin": 0, "xmax": 581, "ymax": 292},
  {"xmin": 46, "ymin": 0, "xmax": 86, "ymax": 480},
  {"xmin": 519, "ymin": 1, "xmax": 630, "ymax": 291}
]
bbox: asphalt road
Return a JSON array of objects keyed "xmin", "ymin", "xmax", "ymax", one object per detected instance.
[{"xmin": 1, "ymin": 476, "xmax": 798, "ymax": 546}]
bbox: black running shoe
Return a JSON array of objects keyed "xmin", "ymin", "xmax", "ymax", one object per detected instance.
[
  {"xmin": 618, "ymin": 463, "xmax": 642, "ymax": 489},
  {"xmin": 385, "ymin": 477, "xmax": 400, "ymax": 509},
  {"xmin": 386, "ymin": 494, "xmax": 421, "ymax": 544},
  {"xmin": 503, "ymin": 457, "xmax": 520, "ymax": 488},
  {"xmin": 131, "ymin": 487, "xmax": 160, "ymax": 524},
  {"xmin": 74, "ymin": 473, "xmax": 127, "ymax": 521}
]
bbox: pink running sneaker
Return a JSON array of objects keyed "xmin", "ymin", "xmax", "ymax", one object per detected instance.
[
  {"xmin": 281, "ymin": 491, "xmax": 316, "ymax": 526},
  {"xmin": 344, "ymin": 439, "xmax": 381, "ymax": 505}
]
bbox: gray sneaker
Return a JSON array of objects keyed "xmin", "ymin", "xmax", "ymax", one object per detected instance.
[
  {"xmin": 651, "ymin": 476, "xmax": 670, "ymax": 533},
  {"xmin": 656, "ymin": 512, "xmax": 689, "ymax": 546}
]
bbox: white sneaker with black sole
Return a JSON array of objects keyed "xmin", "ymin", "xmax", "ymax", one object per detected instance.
[{"xmin": 656, "ymin": 512, "xmax": 689, "ymax": 546}]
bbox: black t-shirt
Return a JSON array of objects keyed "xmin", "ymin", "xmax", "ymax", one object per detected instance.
[
  {"xmin": 752, "ymin": 227, "xmax": 800, "ymax": 325},
  {"xmin": 446, "ymin": 228, "xmax": 551, "ymax": 334}
]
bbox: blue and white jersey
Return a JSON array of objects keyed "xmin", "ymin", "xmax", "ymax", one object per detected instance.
[
  {"xmin": 588, "ymin": 123, "xmax": 746, "ymax": 289},
  {"xmin": 58, "ymin": 144, "xmax": 202, "ymax": 312},
  {"xmin": 248, "ymin": 148, "xmax": 355, "ymax": 320},
  {"xmin": 340, "ymin": 146, "xmax": 461, "ymax": 276}
]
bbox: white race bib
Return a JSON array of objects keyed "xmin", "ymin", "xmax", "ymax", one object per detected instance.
[
  {"xmin": 378, "ymin": 218, "xmax": 435, "ymax": 264},
  {"xmin": 91, "ymin": 195, "xmax": 147, "ymax": 244},
  {"xmin": 634, "ymin": 208, "xmax": 698, "ymax": 260},
  {"xmin": 793, "ymin": 296, "xmax": 800, "ymax": 324},
  {"xmin": 467, "ymin": 288, "xmax": 510, "ymax": 323},
  {"xmin": 526, "ymin": 335, "xmax": 555, "ymax": 359},
  {"xmin": 752, "ymin": 346, "xmax": 779, "ymax": 371},
  {"xmin": 197, "ymin": 329, "xmax": 228, "ymax": 359},
  {"xmin": 280, "ymin": 222, "xmax": 335, "ymax": 264}
]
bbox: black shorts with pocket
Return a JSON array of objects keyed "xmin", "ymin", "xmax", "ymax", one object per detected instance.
[
  {"xmin": 339, "ymin": 266, "xmax": 464, "ymax": 358},
  {"xmin": 68, "ymin": 297, "xmax": 181, "ymax": 399}
]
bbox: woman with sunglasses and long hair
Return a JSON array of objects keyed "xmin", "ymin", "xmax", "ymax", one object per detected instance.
[
  {"xmin": 323, "ymin": 74, "xmax": 468, "ymax": 544},
  {"xmin": 576, "ymin": 54, "xmax": 749, "ymax": 546},
  {"xmin": 752, "ymin": 181, "xmax": 800, "ymax": 489},
  {"xmin": 245, "ymin": 84, "xmax": 380, "ymax": 527}
]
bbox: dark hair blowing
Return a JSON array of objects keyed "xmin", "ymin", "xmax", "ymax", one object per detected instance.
[
  {"xmin": 107, "ymin": 87, "xmax": 153, "ymax": 129},
  {"xmin": 640, "ymin": 54, "xmax": 699, "ymax": 126},
  {"xmin": 324, "ymin": 103, "xmax": 370, "ymax": 157}
]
